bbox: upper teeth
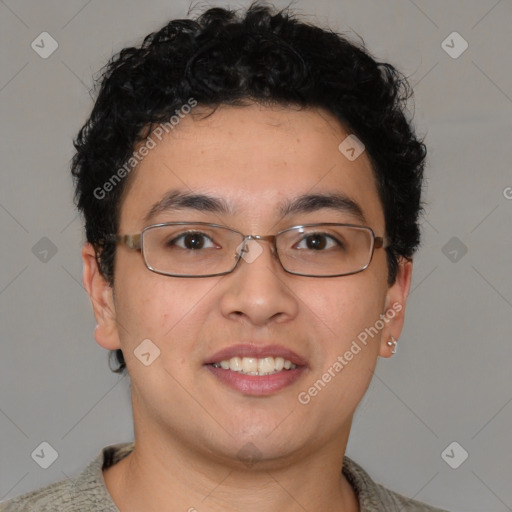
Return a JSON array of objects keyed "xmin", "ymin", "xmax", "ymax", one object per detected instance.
[{"xmin": 212, "ymin": 356, "xmax": 297, "ymax": 375}]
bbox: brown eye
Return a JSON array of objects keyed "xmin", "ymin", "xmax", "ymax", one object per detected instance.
[
  {"xmin": 296, "ymin": 233, "xmax": 341, "ymax": 251},
  {"xmin": 183, "ymin": 233, "xmax": 205, "ymax": 249},
  {"xmin": 305, "ymin": 234, "xmax": 327, "ymax": 250},
  {"xmin": 169, "ymin": 232, "xmax": 216, "ymax": 250}
]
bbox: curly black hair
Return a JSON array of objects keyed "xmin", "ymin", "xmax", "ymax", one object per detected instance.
[{"xmin": 71, "ymin": 2, "xmax": 427, "ymax": 374}]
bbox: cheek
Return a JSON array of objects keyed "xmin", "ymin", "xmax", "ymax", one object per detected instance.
[
  {"xmin": 303, "ymin": 275, "xmax": 385, "ymax": 349},
  {"xmin": 295, "ymin": 279, "xmax": 385, "ymax": 423},
  {"xmin": 113, "ymin": 265, "xmax": 220, "ymax": 358}
]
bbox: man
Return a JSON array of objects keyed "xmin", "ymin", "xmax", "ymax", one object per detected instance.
[{"xmin": 2, "ymin": 3, "xmax": 448, "ymax": 511}]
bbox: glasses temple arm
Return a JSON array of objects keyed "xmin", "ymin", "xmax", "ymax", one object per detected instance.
[
  {"xmin": 374, "ymin": 236, "xmax": 389, "ymax": 249},
  {"xmin": 104, "ymin": 234, "xmax": 142, "ymax": 250}
]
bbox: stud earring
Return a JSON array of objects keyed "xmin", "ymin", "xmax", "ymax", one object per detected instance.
[{"xmin": 386, "ymin": 336, "xmax": 397, "ymax": 355}]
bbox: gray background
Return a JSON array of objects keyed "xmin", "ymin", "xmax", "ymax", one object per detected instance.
[{"xmin": 1, "ymin": 0, "xmax": 511, "ymax": 510}]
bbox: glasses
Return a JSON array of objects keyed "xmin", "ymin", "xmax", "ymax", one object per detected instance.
[{"xmin": 106, "ymin": 222, "xmax": 388, "ymax": 278}]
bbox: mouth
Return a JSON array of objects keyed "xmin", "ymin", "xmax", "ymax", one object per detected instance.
[
  {"xmin": 211, "ymin": 355, "xmax": 298, "ymax": 375},
  {"xmin": 204, "ymin": 344, "xmax": 308, "ymax": 396}
]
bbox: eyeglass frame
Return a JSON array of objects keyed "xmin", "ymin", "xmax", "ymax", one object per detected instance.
[{"xmin": 104, "ymin": 221, "xmax": 389, "ymax": 278}]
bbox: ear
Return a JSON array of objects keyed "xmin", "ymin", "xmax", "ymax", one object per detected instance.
[
  {"xmin": 379, "ymin": 257, "xmax": 413, "ymax": 358},
  {"xmin": 81, "ymin": 243, "xmax": 121, "ymax": 350}
]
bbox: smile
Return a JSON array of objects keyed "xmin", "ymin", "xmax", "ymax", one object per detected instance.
[{"xmin": 211, "ymin": 356, "xmax": 297, "ymax": 376}]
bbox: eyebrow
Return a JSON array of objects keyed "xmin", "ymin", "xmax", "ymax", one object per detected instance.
[
  {"xmin": 279, "ymin": 193, "xmax": 367, "ymax": 224},
  {"xmin": 143, "ymin": 190, "xmax": 367, "ymax": 224},
  {"xmin": 144, "ymin": 190, "xmax": 233, "ymax": 223}
]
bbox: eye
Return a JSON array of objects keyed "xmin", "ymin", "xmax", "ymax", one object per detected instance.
[
  {"xmin": 170, "ymin": 231, "xmax": 217, "ymax": 250},
  {"xmin": 295, "ymin": 233, "xmax": 342, "ymax": 251}
]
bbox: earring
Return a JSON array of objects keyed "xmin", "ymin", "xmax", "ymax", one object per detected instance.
[{"xmin": 386, "ymin": 336, "xmax": 397, "ymax": 354}]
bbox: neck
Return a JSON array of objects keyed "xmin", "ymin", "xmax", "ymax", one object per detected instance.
[{"xmin": 103, "ymin": 422, "xmax": 359, "ymax": 512}]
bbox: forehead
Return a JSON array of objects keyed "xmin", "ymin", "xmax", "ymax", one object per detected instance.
[{"xmin": 119, "ymin": 104, "xmax": 384, "ymax": 229}]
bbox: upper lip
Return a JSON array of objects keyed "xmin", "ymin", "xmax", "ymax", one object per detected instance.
[{"xmin": 205, "ymin": 344, "xmax": 308, "ymax": 367}]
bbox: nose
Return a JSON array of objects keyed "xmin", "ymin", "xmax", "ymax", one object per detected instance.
[{"xmin": 219, "ymin": 238, "xmax": 299, "ymax": 327}]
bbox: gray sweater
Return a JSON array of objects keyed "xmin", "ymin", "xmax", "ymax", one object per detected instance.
[{"xmin": 1, "ymin": 443, "xmax": 448, "ymax": 511}]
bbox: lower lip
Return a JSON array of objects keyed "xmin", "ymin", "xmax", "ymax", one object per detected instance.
[{"xmin": 205, "ymin": 365, "xmax": 306, "ymax": 396}]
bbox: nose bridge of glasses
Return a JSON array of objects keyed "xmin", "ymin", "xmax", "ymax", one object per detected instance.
[
  {"xmin": 238, "ymin": 234, "xmax": 278, "ymax": 258},
  {"xmin": 247, "ymin": 234, "xmax": 277, "ymax": 244}
]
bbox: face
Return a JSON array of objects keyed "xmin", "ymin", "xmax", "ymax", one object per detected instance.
[{"xmin": 83, "ymin": 103, "xmax": 411, "ymax": 469}]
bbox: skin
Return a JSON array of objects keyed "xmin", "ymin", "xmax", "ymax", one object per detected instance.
[{"xmin": 82, "ymin": 103, "xmax": 412, "ymax": 511}]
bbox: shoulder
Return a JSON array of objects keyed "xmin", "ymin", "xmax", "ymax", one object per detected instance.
[
  {"xmin": 1, "ymin": 477, "xmax": 78, "ymax": 512},
  {"xmin": 0, "ymin": 443, "xmax": 134, "ymax": 512},
  {"xmin": 374, "ymin": 484, "xmax": 450, "ymax": 512},
  {"xmin": 342, "ymin": 456, "xmax": 450, "ymax": 512}
]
